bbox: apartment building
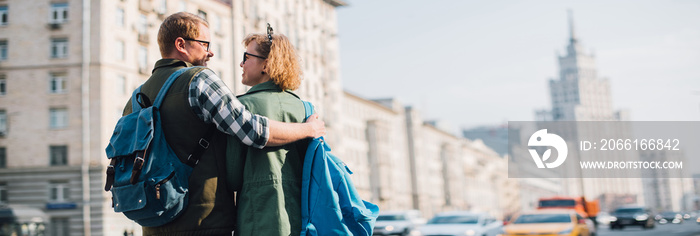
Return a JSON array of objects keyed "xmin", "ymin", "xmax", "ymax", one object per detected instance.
[
  {"xmin": 0, "ymin": 0, "xmax": 344, "ymax": 235},
  {"xmin": 342, "ymin": 92, "xmax": 518, "ymax": 219}
]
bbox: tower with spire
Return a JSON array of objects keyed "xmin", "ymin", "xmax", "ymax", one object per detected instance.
[
  {"xmin": 534, "ymin": 11, "xmax": 644, "ymax": 211},
  {"xmin": 541, "ymin": 10, "xmax": 623, "ymax": 121}
]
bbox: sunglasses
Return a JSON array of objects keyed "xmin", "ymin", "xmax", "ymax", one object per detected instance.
[
  {"xmin": 182, "ymin": 37, "xmax": 210, "ymax": 52},
  {"xmin": 242, "ymin": 52, "xmax": 267, "ymax": 64}
]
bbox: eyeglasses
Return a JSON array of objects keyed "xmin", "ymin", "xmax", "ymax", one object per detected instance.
[
  {"xmin": 182, "ymin": 37, "xmax": 210, "ymax": 52},
  {"xmin": 242, "ymin": 52, "xmax": 267, "ymax": 64}
]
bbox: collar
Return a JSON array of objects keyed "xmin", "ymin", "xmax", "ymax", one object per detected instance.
[
  {"xmin": 243, "ymin": 81, "xmax": 299, "ymax": 99},
  {"xmin": 152, "ymin": 59, "xmax": 193, "ymax": 73}
]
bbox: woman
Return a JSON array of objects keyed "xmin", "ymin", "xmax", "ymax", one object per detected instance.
[{"xmin": 226, "ymin": 26, "xmax": 308, "ymax": 236}]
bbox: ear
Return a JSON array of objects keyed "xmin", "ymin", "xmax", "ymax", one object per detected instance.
[
  {"xmin": 262, "ymin": 60, "xmax": 269, "ymax": 74},
  {"xmin": 174, "ymin": 37, "xmax": 188, "ymax": 55}
]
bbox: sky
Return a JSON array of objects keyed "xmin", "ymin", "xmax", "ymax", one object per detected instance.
[{"xmin": 336, "ymin": 0, "xmax": 700, "ymax": 131}]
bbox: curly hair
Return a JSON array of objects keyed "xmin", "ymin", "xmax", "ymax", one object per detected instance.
[
  {"xmin": 158, "ymin": 12, "xmax": 209, "ymax": 57},
  {"xmin": 243, "ymin": 33, "xmax": 302, "ymax": 90}
]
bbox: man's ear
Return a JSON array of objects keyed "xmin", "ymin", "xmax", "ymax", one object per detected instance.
[{"xmin": 174, "ymin": 38, "xmax": 188, "ymax": 54}]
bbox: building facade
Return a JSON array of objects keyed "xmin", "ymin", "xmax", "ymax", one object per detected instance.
[
  {"xmin": 0, "ymin": 0, "xmax": 345, "ymax": 235},
  {"xmin": 341, "ymin": 92, "xmax": 518, "ymax": 219}
]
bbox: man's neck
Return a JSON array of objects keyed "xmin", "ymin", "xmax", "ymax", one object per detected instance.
[{"xmin": 163, "ymin": 52, "xmax": 189, "ymax": 63}]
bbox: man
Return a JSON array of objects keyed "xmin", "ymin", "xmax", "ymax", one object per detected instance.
[{"xmin": 126, "ymin": 12, "xmax": 325, "ymax": 235}]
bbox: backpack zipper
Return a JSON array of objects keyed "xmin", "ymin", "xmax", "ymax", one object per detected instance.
[{"xmin": 155, "ymin": 172, "xmax": 175, "ymax": 200}]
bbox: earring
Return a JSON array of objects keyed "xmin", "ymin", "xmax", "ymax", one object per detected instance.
[{"xmin": 261, "ymin": 71, "xmax": 265, "ymax": 75}]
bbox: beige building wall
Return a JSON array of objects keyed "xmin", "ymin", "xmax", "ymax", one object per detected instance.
[
  {"xmin": 230, "ymin": 0, "xmax": 345, "ymax": 144},
  {"xmin": 340, "ymin": 96, "xmax": 515, "ymax": 219},
  {"xmin": 340, "ymin": 92, "xmax": 412, "ymax": 211}
]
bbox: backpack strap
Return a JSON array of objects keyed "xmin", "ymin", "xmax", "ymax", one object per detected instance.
[
  {"xmin": 131, "ymin": 87, "xmax": 142, "ymax": 112},
  {"xmin": 302, "ymin": 100, "xmax": 314, "ymax": 121},
  {"xmin": 153, "ymin": 67, "xmax": 199, "ymax": 108},
  {"xmin": 184, "ymin": 125, "xmax": 216, "ymax": 167},
  {"xmin": 128, "ymin": 66, "xmax": 210, "ymax": 183}
]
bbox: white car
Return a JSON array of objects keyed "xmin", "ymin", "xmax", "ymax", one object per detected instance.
[
  {"xmin": 418, "ymin": 211, "xmax": 502, "ymax": 236},
  {"xmin": 374, "ymin": 210, "xmax": 426, "ymax": 236}
]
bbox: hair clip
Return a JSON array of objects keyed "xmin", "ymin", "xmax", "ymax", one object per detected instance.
[{"xmin": 266, "ymin": 23, "xmax": 274, "ymax": 42}]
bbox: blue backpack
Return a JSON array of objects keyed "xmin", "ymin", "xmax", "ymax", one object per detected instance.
[
  {"xmin": 300, "ymin": 101, "xmax": 380, "ymax": 236},
  {"xmin": 104, "ymin": 67, "xmax": 210, "ymax": 227}
]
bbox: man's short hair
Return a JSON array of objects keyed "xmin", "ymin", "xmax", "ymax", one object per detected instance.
[{"xmin": 157, "ymin": 12, "xmax": 209, "ymax": 57}]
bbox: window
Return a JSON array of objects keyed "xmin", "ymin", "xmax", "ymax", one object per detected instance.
[
  {"xmin": 212, "ymin": 14, "xmax": 221, "ymax": 33},
  {"xmin": 51, "ymin": 38, "xmax": 68, "ymax": 58},
  {"xmin": 138, "ymin": 14, "xmax": 147, "ymax": 34},
  {"xmin": 49, "ymin": 73, "xmax": 67, "ymax": 94},
  {"xmin": 197, "ymin": 10, "xmax": 207, "ymax": 21},
  {"xmin": 0, "ymin": 148, "xmax": 5, "ymax": 168},
  {"xmin": 138, "ymin": 46, "xmax": 148, "ymax": 72},
  {"xmin": 49, "ymin": 108, "xmax": 68, "ymax": 129},
  {"xmin": 50, "ymin": 3, "xmax": 69, "ymax": 24},
  {"xmin": 49, "ymin": 181, "xmax": 70, "ymax": 201},
  {"xmin": 116, "ymin": 7, "xmax": 124, "ymax": 27},
  {"xmin": 0, "ymin": 110, "xmax": 6, "ymax": 135},
  {"xmin": 0, "ymin": 74, "xmax": 5, "ymax": 95},
  {"xmin": 0, "ymin": 40, "xmax": 6, "ymax": 60},
  {"xmin": 0, "ymin": 182, "xmax": 6, "ymax": 203},
  {"xmin": 116, "ymin": 40, "xmax": 124, "ymax": 61},
  {"xmin": 51, "ymin": 218, "xmax": 70, "ymax": 236},
  {"xmin": 116, "ymin": 75, "xmax": 126, "ymax": 95},
  {"xmin": 0, "ymin": 6, "xmax": 7, "ymax": 26},
  {"xmin": 157, "ymin": 0, "xmax": 167, "ymax": 14},
  {"xmin": 49, "ymin": 146, "xmax": 67, "ymax": 166}
]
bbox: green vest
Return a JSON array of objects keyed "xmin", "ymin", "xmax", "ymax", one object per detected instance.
[
  {"xmin": 226, "ymin": 81, "xmax": 308, "ymax": 236},
  {"xmin": 125, "ymin": 59, "xmax": 236, "ymax": 236}
]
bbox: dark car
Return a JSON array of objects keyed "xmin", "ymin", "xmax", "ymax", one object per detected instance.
[
  {"xmin": 655, "ymin": 211, "xmax": 683, "ymax": 224},
  {"xmin": 609, "ymin": 206, "xmax": 655, "ymax": 230}
]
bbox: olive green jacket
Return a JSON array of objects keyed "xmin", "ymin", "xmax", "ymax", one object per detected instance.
[
  {"xmin": 226, "ymin": 81, "xmax": 309, "ymax": 236},
  {"xmin": 132, "ymin": 59, "xmax": 236, "ymax": 236}
]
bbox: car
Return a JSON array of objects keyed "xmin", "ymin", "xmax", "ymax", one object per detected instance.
[
  {"xmin": 609, "ymin": 206, "xmax": 655, "ymax": 230},
  {"xmin": 655, "ymin": 211, "xmax": 683, "ymax": 224},
  {"xmin": 595, "ymin": 212, "xmax": 613, "ymax": 226},
  {"xmin": 682, "ymin": 212, "xmax": 692, "ymax": 220},
  {"xmin": 500, "ymin": 210, "xmax": 592, "ymax": 236},
  {"xmin": 373, "ymin": 210, "xmax": 425, "ymax": 236},
  {"xmin": 417, "ymin": 211, "xmax": 502, "ymax": 236}
]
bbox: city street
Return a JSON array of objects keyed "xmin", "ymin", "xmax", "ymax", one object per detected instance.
[{"xmin": 598, "ymin": 221, "xmax": 700, "ymax": 236}]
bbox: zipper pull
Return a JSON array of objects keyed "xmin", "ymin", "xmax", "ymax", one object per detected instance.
[{"xmin": 155, "ymin": 184, "xmax": 161, "ymax": 200}]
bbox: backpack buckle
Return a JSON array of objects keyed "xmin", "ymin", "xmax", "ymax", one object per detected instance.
[
  {"xmin": 185, "ymin": 138, "xmax": 210, "ymax": 167},
  {"xmin": 198, "ymin": 138, "xmax": 210, "ymax": 149},
  {"xmin": 186, "ymin": 154, "xmax": 200, "ymax": 166}
]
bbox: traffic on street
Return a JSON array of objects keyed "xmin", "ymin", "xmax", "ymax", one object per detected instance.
[{"xmin": 597, "ymin": 220, "xmax": 700, "ymax": 236}]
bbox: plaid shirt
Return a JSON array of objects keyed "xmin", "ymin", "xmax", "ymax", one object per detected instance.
[{"xmin": 188, "ymin": 69, "xmax": 269, "ymax": 149}]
